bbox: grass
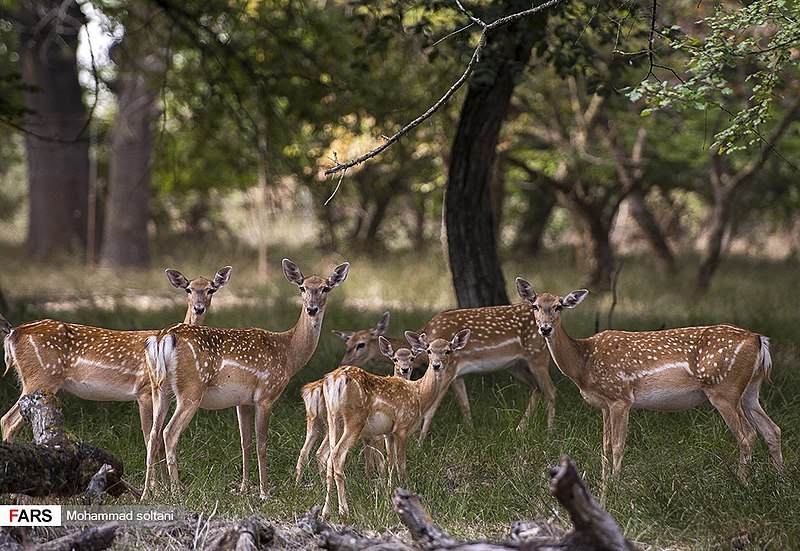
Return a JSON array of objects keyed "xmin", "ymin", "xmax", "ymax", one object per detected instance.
[{"xmin": 1, "ymin": 242, "xmax": 798, "ymax": 549}]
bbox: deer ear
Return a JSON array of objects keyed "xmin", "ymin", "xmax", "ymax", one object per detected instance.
[
  {"xmin": 451, "ymin": 329, "xmax": 471, "ymax": 351},
  {"xmin": 282, "ymin": 259, "xmax": 305, "ymax": 286},
  {"xmin": 213, "ymin": 266, "xmax": 233, "ymax": 289},
  {"xmin": 328, "ymin": 262, "xmax": 350, "ymax": 287},
  {"xmin": 562, "ymin": 289, "xmax": 589, "ymax": 308},
  {"xmin": 378, "ymin": 336, "xmax": 393, "ymax": 358},
  {"xmin": 405, "ymin": 331, "xmax": 426, "ymax": 356},
  {"xmin": 515, "ymin": 277, "xmax": 536, "ymax": 303},
  {"xmin": 373, "ymin": 311, "xmax": 390, "ymax": 336},
  {"xmin": 332, "ymin": 330, "xmax": 354, "ymax": 341},
  {"xmin": 166, "ymin": 269, "xmax": 190, "ymax": 290}
]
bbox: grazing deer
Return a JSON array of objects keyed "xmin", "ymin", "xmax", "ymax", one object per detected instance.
[
  {"xmin": 333, "ymin": 307, "xmax": 554, "ymax": 443},
  {"xmin": 1, "ymin": 266, "xmax": 233, "ymax": 449},
  {"xmin": 322, "ymin": 329, "xmax": 470, "ymax": 518},
  {"xmin": 143, "ymin": 258, "xmax": 350, "ymax": 499},
  {"xmin": 514, "ymin": 278, "xmax": 782, "ymax": 482},
  {"xmin": 294, "ymin": 342, "xmax": 417, "ymax": 484}
]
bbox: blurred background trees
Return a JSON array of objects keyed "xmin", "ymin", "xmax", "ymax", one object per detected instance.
[{"xmin": 0, "ymin": 0, "xmax": 798, "ymax": 303}]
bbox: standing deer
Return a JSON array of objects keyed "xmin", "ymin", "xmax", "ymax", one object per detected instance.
[
  {"xmin": 514, "ymin": 278, "xmax": 782, "ymax": 482},
  {"xmin": 322, "ymin": 329, "xmax": 470, "ymax": 518},
  {"xmin": 294, "ymin": 342, "xmax": 417, "ymax": 484},
  {"xmin": 1, "ymin": 266, "xmax": 232, "ymax": 449},
  {"xmin": 333, "ymin": 306, "xmax": 553, "ymax": 443},
  {"xmin": 143, "ymin": 258, "xmax": 349, "ymax": 499}
]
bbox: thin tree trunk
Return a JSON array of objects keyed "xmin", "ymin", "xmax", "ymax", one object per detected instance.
[
  {"xmin": 18, "ymin": 0, "xmax": 89, "ymax": 258},
  {"xmin": 627, "ymin": 190, "xmax": 675, "ymax": 272},
  {"xmin": 445, "ymin": 2, "xmax": 545, "ymax": 307}
]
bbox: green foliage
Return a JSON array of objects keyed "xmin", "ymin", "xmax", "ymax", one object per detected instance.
[{"xmin": 631, "ymin": 0, "xmax": 800, "ymax": 153}]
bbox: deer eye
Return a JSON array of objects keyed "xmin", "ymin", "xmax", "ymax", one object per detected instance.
[
  {"xmin": 299, "ymin": 286, "xmax": 306, "ymax": 293},
  {"xmin": 392, "ymin": 358, "xmax": 398, "ymax": 363},
  {"xmin": 445, "ymin": 350, "xmax": 451, "ymax": 355},
  {"xmin": 356, "ymin": 342, "xmax": 365, "ymax": 350},
  {"xmin": 531, "ymin": 304, "xmax": 539, "ymax": 311},
  {"xmin": 186, "ymin": 289, "xmax": 192, "ymax": 294},
  {"xmin": 207, "ymin": 289, "xmax": 215, "ymax": 295},
  {"xmin": 555, "ymin": 304, "xmax": 563, "ymax": 311},
  {"xmin": 322, "ymin": 285, "xmax": 331, "ymax": 293}
]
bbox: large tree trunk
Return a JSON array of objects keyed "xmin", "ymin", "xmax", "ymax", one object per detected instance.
[
  {"xmin": 445, "ymin": 2, "xmax": 545, "ymax": 307},
  {"xmin": 100, "ymin": 2, "xmax": 163, "ymax": 269},
  {"xmin": 18, "ymin": 0, "xmax": 89, "ymax": 258},
  {"xmin": 100, "ymin": 71, "xmax": 158, "ymax": 268}
]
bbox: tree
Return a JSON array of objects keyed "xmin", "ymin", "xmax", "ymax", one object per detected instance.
[
  {"xmin": 100, "ymin": 0, "xmax": 166, "ymax": 268},
  {"xmin": 15, "ymin": 0, "xmax": 89, "ymax": 258},
  {"xmin": 445, "ymin": 1, "xmax": 548, "ymax": 307}
]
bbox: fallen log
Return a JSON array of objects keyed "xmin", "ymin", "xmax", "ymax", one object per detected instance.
[
  {"xmin": 0, "ymin": 390, "xmax": 127, "ymax": 498},
  {"xmin": 322, "ymin": 456, "xmax": 640, "ymax": 551}
]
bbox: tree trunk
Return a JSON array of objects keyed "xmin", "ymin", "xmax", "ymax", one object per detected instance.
[
  {"xmin": 696, "ymin": 188, "xmax": 731, "ymax": 293},
  {"xmin": 445, "ymin": 2, "xmax": 545, "ymax": 307},
  {"xmin": 101, "ymin": 72, "xmax": 157, "ymax": 268},
  {"xmin": 627, "ymin": 190, "xmax": 675, "ymax": 272},
  {"xmin": 100, "ymin": 2, "xmax": 164, "ymax": 269},
  {"xmin": 18, "ymin": 0, "xmax": 89, "ymax": 258},
  {"xmin": 516, "ymin": 181, "xmax": 557, "ymax": 256}
]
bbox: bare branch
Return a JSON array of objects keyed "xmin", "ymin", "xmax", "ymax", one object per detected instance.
[{"xmin": 323, "ymin": 0, "xmax": 567, "ymax": 177}]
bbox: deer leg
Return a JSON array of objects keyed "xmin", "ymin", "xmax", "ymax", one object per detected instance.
[
  {"xmin": 600, "ymin": 407, "xmax": 612, "ymax": 481},
  {"xmin": 237, "ymin": 404, "xmax": 255, "ymax": 492},
  {"xmin": 329, "ymin": 426, "xmax": 361, "ymax": 518},
  {"xmin": 1, "ymin": 401, "xmax": 25, "ymax": 443},
  {"xmin": 296, "ymin": 414, "xmax": 323, "ymax": 485},
  {"xmin": 143, "ymin": 385, "xmax": 171, "ymax": 499},
  {"xmin": 162, "ymin": 397, "xmax": 202, "ymax": 494},
  {"xmin": 608, "ymin": 401, "xmax": 631, "ymax": 477},
  {"xmin": 449, "ymin": 377, "xmax": 473, "ymax": 430},
  {"xmin": 254, "ymin": 401, "xmax": 273, "ymax": 499},
  {"xmin": 742, "ymin": 377, "xmax": 783, "ymax": 469},
  {"xmin": 393, "ymin": 430, "xmax": 409, "ymax": 480},
  {"xmin": 708, "ymin": 393, "xmax": 756, "ymax": 483},
  {"xmin": 417, "ymin": 381, "xmax": 450, "ymax": 445},
  {"xmin": 363, "ymin": 437, "xmax": 387, "ymax": 480},
  {"xmin": 314, "ymin": 425, "xmax": 331, "ymax": 482}
]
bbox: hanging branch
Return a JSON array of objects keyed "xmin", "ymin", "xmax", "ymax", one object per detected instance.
[{"xmin": 323, "ymin": 0, "xmax": 567, "ymax": 178}]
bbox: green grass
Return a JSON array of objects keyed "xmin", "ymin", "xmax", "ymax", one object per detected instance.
[{"xmin": 1, "ymin": 245, "xmax": 798, "ymax": 549}]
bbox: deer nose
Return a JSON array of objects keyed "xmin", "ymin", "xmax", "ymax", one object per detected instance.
[
  {"xmin": 431, "ymin": 361, "xmax": 442, "ymax": 371},
  {"xmin": 539, "ymin": 325, "xmax": 553, "ymax": 337},
  {"xmin": 306, "ymin": 305, "xmax": 319, "ymax": 316},
  {"xmin": 193, "ymin": 304, "xmax": 206, "ymax": 315}
]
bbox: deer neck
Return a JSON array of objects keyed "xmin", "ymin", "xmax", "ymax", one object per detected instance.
[
  {"xmin": 413, "ymin": 367, "xmax": 449, "ymax": 415},
  {"xmin": 545, "ymin": 323, "xmax": 590, "ymax": 386},
  {"xmin": 285, "ymin": 309, "xmax": 325, "ymax": 374}
]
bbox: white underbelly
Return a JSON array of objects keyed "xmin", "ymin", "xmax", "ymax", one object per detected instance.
[
  {"xmin": 633, "ymin": 388, "xmax": 706, "ymax": 411},
  {"xmin": 63, "ymin": 379, "xmax": 137, "ymax": 401},
  {"xmin": 361, "ymin": 412, "xmax": 393, "ymax": 437},
  {"xmin": 455, "ymin": 355, "xmax": 519, "ymax": 376},
  {"xmin": 200, "ymin": 385, "xmax": 253, "ymax": 410}
]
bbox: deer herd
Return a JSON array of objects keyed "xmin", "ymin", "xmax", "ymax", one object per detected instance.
[{"xmin": 0, "ymin": 260, "xmax": 783, "ymax": 517}]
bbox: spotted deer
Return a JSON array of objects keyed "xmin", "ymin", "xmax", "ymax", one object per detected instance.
[
  {"xmin": 333, "ymin": 307, "xmax": 553, "ymax": 443},
  {"xmin": 294, "ymin": 342, "xmax": 417, "ymax": 484},
  {"xmin": 143, "ymin": 259, "xmax": 350, "ymax": 499},
  {"xmin": 322, "ymin": 330, "xmax": 470, "ymax": 518},
  {"xmin": 1, "ymin": 266, "xmax": 232, "ymax": 449},
  {"xmin": 515, "ymin": 278, "xmax": 782, "ymax": 482}
]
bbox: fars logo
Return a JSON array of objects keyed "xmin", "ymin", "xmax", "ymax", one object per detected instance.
[{"xmin": 0, "ymin": 505, "xmax": 62, "ymax": 526}]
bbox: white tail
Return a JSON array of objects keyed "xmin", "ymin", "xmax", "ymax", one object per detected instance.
[
  {"xmin": 143, "ymin": 259, "xmax": 350, "ymax": 500},
  {"xmin": 322, "ymin": 329, "xmax": 470, "ymax": 518},
  {"xmin": 1, "ymin": 266, "xmax": 232, "ymax": 451},
  {"xmin": 294, "ymin": 340, "xmax": 418, "ymax": 484},
  {"xmin": 333, "ymin": 305, "xmax": 554, "ymax": 443},
  {"xmin": 515, "ymin": 278, "xmax": 782, "ymax": 482}
]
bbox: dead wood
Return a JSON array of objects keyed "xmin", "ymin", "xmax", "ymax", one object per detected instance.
[
  {"xmin": 203, "ymin": 516, "xmax": 275, "ymax": 551},
  {"xmin": 0, "ymin": 390, "xmax": 127, "ymax": 498},
  {"xmin": 35, "ymin": 522, "xmax": 120, "ymax": 551}
]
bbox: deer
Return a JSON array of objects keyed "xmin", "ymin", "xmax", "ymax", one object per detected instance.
[
  {"xmin": 322, "ymin": 329, "xmax": 470, "ymax": 518},
  {"xmin": 1, "ymin": 266, "xmax": 233, "ymax": 452},
  {"xmin": 514, "ymin": 278, "xmax": 783, "ymax": 483},
  {"xmin": 142, "ymin": 258, "xmax": 350, "ymax": 500},
  {"xmin": 294, "ymin": 342, "xmax": 418, "ymax": 484},
  {"xmin": 333, "ymin": 306, "xmax": 554, "ymax": 444}
]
